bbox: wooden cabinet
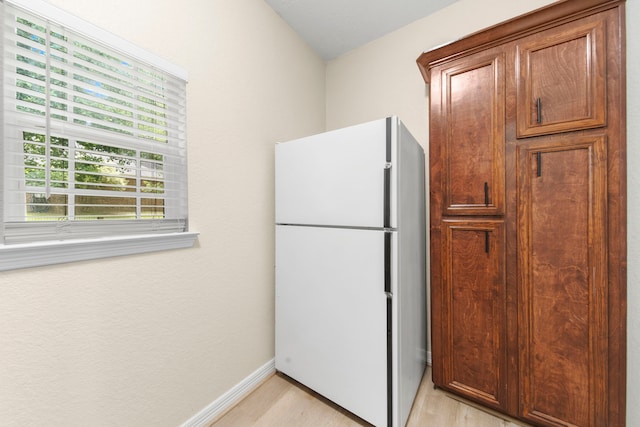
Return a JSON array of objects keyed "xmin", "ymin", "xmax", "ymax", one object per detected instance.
[
  {"xmin": 516, "ymin": 14, "xmax": 607, "ymax": 137},
  {"xmin": 517, "ymin": 135, "xmax": 609, "ymax": 426},
  {"xmin": 440, "ymin": 220, "xmax": 507, "ymax": 411},
  {"xmin": 434, "ymin": 49, "xmax": 505, "ymax": 216},
  {"xmin": 429, "ymin": 46, "xmax": 508, "ymax": 410},
  {"xmin": 418, "ymin": 1, "xmax": 626, "ymax": 426}
]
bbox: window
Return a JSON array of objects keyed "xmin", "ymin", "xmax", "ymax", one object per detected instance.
[{"xmin": 1, "ymin": 0, "xmax": 197, "ymax": 270}]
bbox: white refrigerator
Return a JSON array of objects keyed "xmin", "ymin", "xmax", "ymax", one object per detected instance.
[{"xmin": 275, "ymin": 116, "xmax": 427, "ymax": 427}]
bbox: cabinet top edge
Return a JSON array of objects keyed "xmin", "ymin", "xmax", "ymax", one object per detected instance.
[{"xmin": 416, "ymin": 0, "xmax": 624, "ymax": 84}]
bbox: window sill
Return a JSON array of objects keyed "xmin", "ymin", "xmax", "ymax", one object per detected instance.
[{"xmin": 0, "ymin": 231, "xmax": 199, "ymax": 271}]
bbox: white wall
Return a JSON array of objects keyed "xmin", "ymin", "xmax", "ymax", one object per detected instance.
[
  {"xmin": 625, "ymin": 0, "xmax": 639, "ymax": 422},
  {"xmin": 0, "ymin": 0, "xmax": 325, "ymax": 425},
  {"xmin": 2, "ymin": 0, "xmax": 637, "ymax": 425},
  {"xmin": 326, "ymin": 0, "xmax": 639, "ymax": 425}
]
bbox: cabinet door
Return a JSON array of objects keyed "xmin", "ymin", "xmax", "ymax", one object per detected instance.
[
  {"xmin": 432, "ymin": 50, "xmax": 505, "ymax": 215},
  {"xmin": 437, "ymin": 219, "xmax": 507, "ymax": 411},
  {"xmin": 517, "ymin": 135, "xmax": 608, "ymax": 426},
  {"xmin": 516, "ymin": 14, "xmax": 606, "ymax": 138}
]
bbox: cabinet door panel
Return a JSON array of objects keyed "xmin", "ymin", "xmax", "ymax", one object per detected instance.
[
  {"xmin": 516, "ymin": 15, "xmax": 606, "ymax": 137},
  {"xmin": 439, "ymin": 220, "xmax": 507, "ymax": 410},
  {"xmin": 517, "ymin": 135, "xmax": 608, "ymax": 426},
  {"xmin": 438, "ymin": 51, "xmax": 505, "ymax": 215}
]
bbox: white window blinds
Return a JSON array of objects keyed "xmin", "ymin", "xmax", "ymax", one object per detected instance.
[{"xmin": 1, "ymin": 0, "xmax": 189, "ymax": 245}]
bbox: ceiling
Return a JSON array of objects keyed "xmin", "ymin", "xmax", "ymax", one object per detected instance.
[{"xmin": 263, "ymin": 0, "xmax": 459, "ymax": 60}]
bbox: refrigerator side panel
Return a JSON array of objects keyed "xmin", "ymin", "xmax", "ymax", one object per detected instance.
[
  {"xmin": 395, "ymin": 120, "xmax": 428, "ymax": 427},
  {"xmin": 275, "ymin": 225, "xmax": 388, "ymax": 426},
  {"xmin": 275, "ymin": 118, "xmax": 392, "ymax": 228}
]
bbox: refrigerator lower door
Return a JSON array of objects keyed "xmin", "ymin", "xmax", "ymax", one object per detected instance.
[{"xmin": 275, "ymin": 225, "xmax": 390, "ymax": 427}]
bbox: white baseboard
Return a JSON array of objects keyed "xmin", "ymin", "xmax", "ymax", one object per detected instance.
[
  {"xmin": 181, "ymin": 351, "xmax": 431, "ymax": 426},
  {"xmin": 180, "ymin": 358, "xmax": 276, "ymax": 427}
]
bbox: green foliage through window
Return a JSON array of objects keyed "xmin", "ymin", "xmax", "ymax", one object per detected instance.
[{"xmin": 23, "ymin": 131, "xmax": 165, "ymax": 221}]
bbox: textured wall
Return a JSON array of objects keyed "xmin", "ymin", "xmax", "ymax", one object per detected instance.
[
  {"xmin": 0, "ymin": 0, "xmax": 325, "ymax": 425},
  {"xmin": 2, "ymin": 0, "xmax": 637, "ymax": 425},
  {"xmin": 625, "ymin": 0, "xmax": 639, "ymax": 422}
]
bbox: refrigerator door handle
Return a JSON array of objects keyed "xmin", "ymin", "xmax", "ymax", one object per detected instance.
[
  {"xmin": 384, "ymin": 116, "xmax": 392, "ymax": 230},
  {"xmin": 384, "ymin": 163, "xmax": 391, "ymax": 229},
  {"xmin": 386, "ymin": 116, "xmax": 392, "ymax": 162},
  {"xmin": 384, "ymin": 231, "xmax": 392, "ymax": 294}
]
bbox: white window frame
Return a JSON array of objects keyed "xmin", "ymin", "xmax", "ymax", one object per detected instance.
[{"xmin": 0, "ymin": 0, "xmax": 197, "ymax": 271}]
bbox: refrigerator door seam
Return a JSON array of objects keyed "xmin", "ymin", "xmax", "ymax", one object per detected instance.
[{"xmin": 275, "ymin": 223, "xmax": 398, "ymax": 232}]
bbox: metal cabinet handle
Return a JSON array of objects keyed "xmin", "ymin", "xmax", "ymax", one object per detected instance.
[
  {"xmin": 484, "ymin": 182, "xmax": 489, "ymax": 205},
  {"xmin": 537, "ymin": 152, "xmax": 542, "ymax": 177},
  {"xmin": 485, "ymin": 231, "xmax": 490, "ymax": 254}
]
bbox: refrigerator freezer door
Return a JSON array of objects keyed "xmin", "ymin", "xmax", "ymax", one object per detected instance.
[
  {"xmin": 275, "ymin": 225, "xmax": 391, "ymax": 426},
  {"xmin": 275, "ymin": 118, "xmax": 396, "ymax": 228}
]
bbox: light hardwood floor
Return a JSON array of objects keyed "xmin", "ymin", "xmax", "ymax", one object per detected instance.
[{"xmin": 210, "ymin": 367, "xmax": 531, "ymax": 427}]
